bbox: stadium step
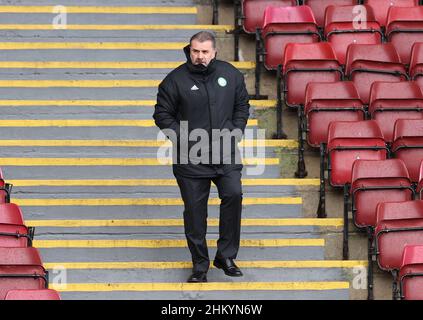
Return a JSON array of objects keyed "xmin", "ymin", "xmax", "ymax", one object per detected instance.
[{"xmin": 0, "ymin": 0, "xmax": 358, "ymax": 300}]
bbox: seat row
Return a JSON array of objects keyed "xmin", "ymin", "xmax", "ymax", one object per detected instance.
[
  {"xmin": 239, "ymin": 0, "xmax": 422, "ymax": 32},
  {"xmin": 297, "ymin": 80, "xmax": 423, "ymax": 177},
  {"xmin": 258, "ymin": 4, "xmax": 423, "ymax": 68},
  {"xmin": 231, "ymin": 1, "xmax": 422, "ymax": 64},
  {"xmin": 343, "ymin": 159, "xmax": 423, "ymax": 300},
  {"xmin": 271, "ymin": 42, "xmax": 423, "ymax": 177},
  {"xmin": 243, "ymin": 3, "xmax": 423, "ymax": 102},
  {"xmin": 311, "ymin": 117, "xmax": 423, "ymax": 299},
  {"xmin": 0, "ymin": 170, "xmax": 60, "ymax": 300}
]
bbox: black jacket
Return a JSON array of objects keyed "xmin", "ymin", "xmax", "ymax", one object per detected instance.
[{"xmin": 153, "ymin": 45, "xmax": 250, "ymax": 178}]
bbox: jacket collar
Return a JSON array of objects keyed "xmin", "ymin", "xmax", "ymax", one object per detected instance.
[{"xmin": 183, "ymin": 44, "xmax": 217, "ymax": 75}]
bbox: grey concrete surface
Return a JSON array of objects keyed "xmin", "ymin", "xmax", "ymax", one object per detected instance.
[
  {"xmin": 38, "ymin": 247, "xmax": 326, "ymax": 263},
  {"xmin": 20, "ymin": 204, "xmax": 303, "ymax": 220},
  {"xmin": 57, "ymin": 289, "xmax": 349, "ymax": 300}
]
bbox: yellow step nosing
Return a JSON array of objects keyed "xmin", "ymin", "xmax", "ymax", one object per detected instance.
[
  {"xmin": 0, "ymin": 42, "xmax": 187, "ymax": 50},
  {"xmin": 250, "ymin": 100, "xmax": 277, "ymax": 108},
  {"xmin": 32, "ymin": 238, "xmax": 323, "ymax": 248},
  {"xmin": 26, "ymin": 218, "xmax": 343, "ymax": 228},
  {"xmin": 9, "ymin": 178, "xmax": 317, "ymax": 187},
  {"xmin": 0, "ymin": 157, "xmax": 278, "ymax": 166},
  {"xmin": 0, "ymin": 6, "xmax": 199, "ymax": 14},
  {"xmin": 15, "ymin": 197, "xmax": 302, "ymax": 207},
  {"xmin": 0, "ymin": 80, "xmax": 162, "ymax": 87},
  {"xmin": 0, "ymin": 61, "xmax": 255, "ymax": 69},
  {"xmin": 0, "ymin": 119, "xmax": 258, "ymax": 127},
  {"xmin": 0, "ymin": 98, "xmax": 270, "ymax": 107},
  {"xmin": 43, "ymin": 260, "xmax": 367, "ymax": 270},
  {"xmin": 0, "ymin": 139, "xmax": 296, "ymax": 148},
  {"xmin": 0, "ymin": 24, "xmax": 233, "ymax": 31},
  {"xmin": 0, "ymin": 100, "xmax": 157, "ymax": 106},
  {"xmin": 50, "ymin": 281, "xmax": 349, "ymax": 292}
]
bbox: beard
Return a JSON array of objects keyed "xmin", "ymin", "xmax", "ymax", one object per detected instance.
[{"xmin": 194, "ymin": 60, "xmax": 208, "ymax": 67}]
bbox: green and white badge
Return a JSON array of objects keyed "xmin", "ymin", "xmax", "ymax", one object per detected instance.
[{"xmin": 217, "ymin": 77, "xmax": 227, "ymax": 87}]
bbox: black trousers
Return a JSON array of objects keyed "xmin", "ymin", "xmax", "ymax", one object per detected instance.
[{"xmin": 175, "ymin": 168, "xmax": 243, "ymax": 273}]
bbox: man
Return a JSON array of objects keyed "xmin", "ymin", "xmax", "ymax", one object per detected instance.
[{"xmin": 153, "ymin": 31, "xmax": 250, "ymax": 283}]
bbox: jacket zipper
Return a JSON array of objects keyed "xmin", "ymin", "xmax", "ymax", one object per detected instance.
[{"xmin": 202, "ymin": 75, "xmax": 214, "ymax": 162}]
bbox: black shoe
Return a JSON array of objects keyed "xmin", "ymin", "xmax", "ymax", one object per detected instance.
[
  {"xmin": 213, "ymin": 258, "xmax": 243, "ymax": 277},
  {"xmin": 187, "ymin": 271, "xmax": 208, "ymax": 283}
]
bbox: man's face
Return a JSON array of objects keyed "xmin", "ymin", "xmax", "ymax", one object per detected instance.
[{"xmin": 189, "ymin": 40, "xmax": 217, "ymax": 67}]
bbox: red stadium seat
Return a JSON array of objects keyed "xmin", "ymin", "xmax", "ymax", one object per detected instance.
[
  {"xmin": 303, "ymin": 0, "xmax": 358, "ymax": 28},
  {"xmin": 242, "ymin": 0, "xmax": 298, "ymax": 34},
  {"xmin": 317, "ymin": 120, "xmax": 388, "ymax": 218},
  {"xmin": 345, "ymin": 159, "xmax": 413, "ymax": 264},
  {"xmin": 0, "ymin": 247, "xmax": 48, "ymax": 300},
  {"xmin": 375, "ymin": 200, "xmax": 423, "ymax": 272},
  {"xmin": 0, "ymin": 203, "xmax": 24, "ymax": 225},
  {"xmin": 327, "ymin": 120, "xmax": 388, "ymax": 187},
  {"xmin": 409, "ymin": 42, "xmax": 423, "ymax": 87},
  {"xmin": 391, "ymin": 119, "xmax": 423, "ymax": 183},
  {"xmin": 398, "ymin": 244, "xmax": 423, "ymax": 300},
  {"xmin": 345, "ymin": 44, "xmax": 408, "ymax": 104},
  {"xmin": 233, "ymin": 1, "xmax": 299, "ymax": 66},
  {"xmin": 386, "ymin": 6, "xmax": 423, "ymax": 65},
  {"xmin": 324, "ymin": 5, "xmax": 383, "ymax": 65},
  {"xmin": 363, "ymin": 0, "xmax": 420, "ymax": 27},
  {"xmin": 282, "ymin": 43, "xmax": 344, "ymax": 178},
  {"xmin": 0, "ymin": 203, "xmax": 34, "ymax": 248},
  {"xmin": 261, "ymin": 5, "xmax": 320, "ymax": 70},
  {"xmin": 351, "ymin": 159, "xmax": 413, "ymax": 230},
  {"xmin": 351, "ymin": 160, "xmax": 414, "ymax": 299},
  {"xmin": 282, "ymin": 42, "xmax": 343, "ymax": 108},
  {"xmin": 374, "ymin": 201, "xmax": 423, "ymax": 300},
  {"xmin": 5, "ymin": 289, "xmax": 60, "ymax": 300},
  {"xmin": 304, "ymin": 81, "xmax": 365, "ymax": 148},
  {"xmin": 369, "ymin": 81, "xmax": 423, "ymax": 144}
]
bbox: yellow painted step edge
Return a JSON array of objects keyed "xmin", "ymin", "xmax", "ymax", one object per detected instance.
[
  {"xmin": 0, "ymin": 61, "xmax": 255, "ymax": 69},
  {"xmin": 50, "ymin": 281, "xmax": 349, "ymax": 292},
  {"xmin": 0, "ymin": 42, "xmax": 187, "ymax": 50},
  {"xmin": 44, "ymin": 260, "xmax": 367, "ymax": 270},
  {"xmin": 0, "ymin": 24, "xmax": 233, "ymax": 31},
  {"xmin": 0, "ymin": 99, "xmax": 272, "ymax": 107},
  {"xmin": 0, "ymin": 119, "xmax": 258, "ymax": 127},
  {"xmin": 33, "ymin": 238, "xmax": 323, "ymax": 248},
  {"xmin": 0, "ymin": 139, "xmax": 296, "ymax": 148},
  {"xmin": 0, "ymin": 6, "xmax": 198, "ymax": 14}
]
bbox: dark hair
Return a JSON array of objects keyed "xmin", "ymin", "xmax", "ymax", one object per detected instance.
[{"xmin": 189, "ymin": 31, "xmax": 216, "ymax": 49}]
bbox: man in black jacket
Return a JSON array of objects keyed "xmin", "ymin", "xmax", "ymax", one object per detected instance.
[{"xmin": 153, "ymin": 31, "xmax": 250, "ymax": 283}]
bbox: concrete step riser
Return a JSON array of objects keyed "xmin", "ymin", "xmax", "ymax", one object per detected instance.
[
  {"xmin": 38, "ymin": 247, "xmax": 326, "ymax": 263},
  {"xmin": 3, "ymin": 166, "xmax": 283, "ymax": 179},
  {"xmin": 57, "ymin": 290, "xmax": 349, "ymax": 300},
  {"xmin": 20, "ymin": 205, "xmax": 303, "ymax": 220},
  {"xmin": 48, "ymin": 268, "xmax": 350, "ymax": 284}
]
